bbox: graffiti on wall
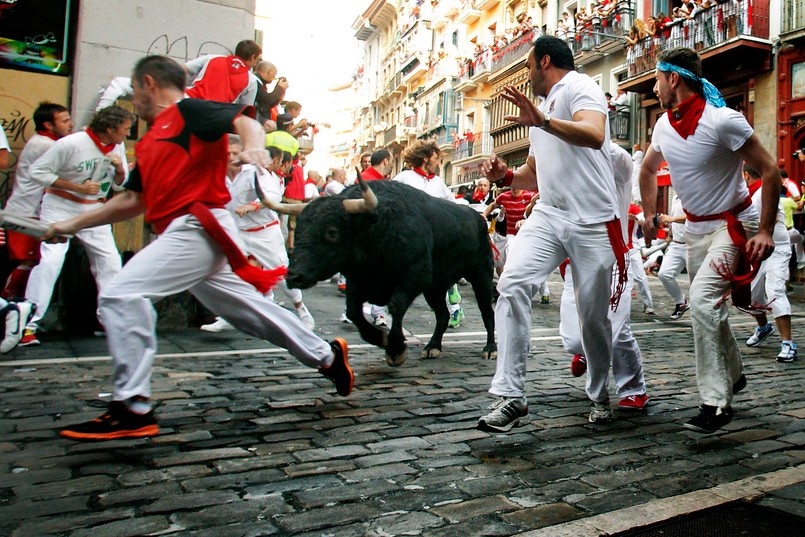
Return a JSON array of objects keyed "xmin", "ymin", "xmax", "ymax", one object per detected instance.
[{"xmin": 145, "ymin": 35, "xmax": 231, "ymax": 63}]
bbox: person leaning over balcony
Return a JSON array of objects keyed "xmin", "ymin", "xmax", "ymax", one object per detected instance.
[
  {"xmin": 639, "ymin": 47, "xmax": 780, "ymax": 434},
  {"xmin": 477, "ymin": 35, "xmax": 628, "ymax": 433}
]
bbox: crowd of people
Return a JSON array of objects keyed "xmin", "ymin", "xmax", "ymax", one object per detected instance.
[{"xmin": 0, "ymin": 33, "xmax": 798, "ymax": 445}]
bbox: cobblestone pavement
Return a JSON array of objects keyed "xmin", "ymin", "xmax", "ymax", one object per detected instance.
[{"xmin": 1, "ymin": 275, "xmax": 803, "ymax": 536}]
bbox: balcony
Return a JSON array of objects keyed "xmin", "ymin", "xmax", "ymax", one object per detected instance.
[
  {"xmin": 401, "ymin": 54, "xmax": 428, "ymax": 83},
  {"xmin": 383, "ymin": 125, "xmax": 411, "ymax": 146},
  {"xmin": 490, "ymin": 29, "xmax": 537, "ymax": 75},
  {"xmin": 452, "ymin": 131, "xmax": 493, "ymax": 164},
  {"xmin": 459, "ymin": 0, "xmax": 481, "ymax": 24},
  {"xmin": 620, "ymin": 0, "xmax": 771, "ymax": 93},
  {"xmin": 455, "ymin": 59, "xmax": 479, "ymax": 92},
  {"xmin": 425, "ymin": 58, "xmax": 458, "ymax": 90},
  {"xmin": 471, "ymin": 50, "xmax": 492, "ymax": 83},
  {"xmin": 384, "ymin": 72, "xmax": 404, "ymax": 97},
  {"xmin": 473, "ymin": 0, "xmax": 499, "ymax": 10},
  {"xmin": 782, "ymin": 0, "xmax": 805, "ymax": 40},
  {"xmin": 567, "ymin": 9, "xmax": 631, "ymax": 65}
]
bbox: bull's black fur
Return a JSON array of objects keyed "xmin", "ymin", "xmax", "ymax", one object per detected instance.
[{"xmin": 286, "ymin": 180, "xmax": 497, "ymax": 366}]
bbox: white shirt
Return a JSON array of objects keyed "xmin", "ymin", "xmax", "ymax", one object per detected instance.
[
  {"xmin": 393, "ymin": 169, "xmax": 453, "ymax": 201},
  {"xmin": 323, "ymin": 180, "xmax": 346, "ymax": 196},
  {"xmin": 669, "ymin": 196, "xmax": 686, "ymax": 243},
  {"xmin": 750, "ymin": 185, "xmax": 788, "ymax": 246},
  {"xmin": 304, "ymin": 182, "xmax": 319, "ymax": 200},
  {"xmin": 610, "ymin": 141, "xmax": 634, "ymax": 243},
  {"xmin": 528, "ymin": 70, "xmax": 619, "ymax": 224},
  {"xmin": 225, "ymin": 165, "xmax": 283, "ymax": 230},
  {"xmin": 651, "ymin": 104, "xmax": 756, "ymax": 234},
  {"xmin": 4, "ymin": 133, "xmax": 57, "ymax": 216},
  {"xmin": 29, "ymin": 131, "xmax": 128, "ymax": 204}
]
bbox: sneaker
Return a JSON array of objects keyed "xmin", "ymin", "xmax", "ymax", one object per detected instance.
[
  {"xmin": 644, "ymin": 306, "xmax": 655, "ymax": 315},
  {"xmin": 447, "ymin": 285, "xmax": 461, "ymax": 305},
  {"xmin": 448, "ymin": 307, "xmax": 464, "ymax": 328},
  {"xmin": 320, "ymin": 338, "xmax": 354, "ymax": 396},
  {"xmin": 589, "ymin": 401, "xmax": 613, "ymax": 423},
  {"xmin": 1, "ymin": 302, "xmax": 35, "ymax": 353},
  {"xmin": 746, "ymin": 323, "xmax": 775, "ymax": 347},
  {"xmin": 339, "ymin": 311, "xmax": 352, "ymax": 324},
  {"xmin": 59, "ymin": 401, "xmax": 159, "ymax": 441},
  {"xmin": 93, "ymin": 320, "xmax": 106, "ymax": 337},
  {"xmin": 733, "ymin": 374, "xmax": 747, "ymax": 395},
  {"xmin": 477, "ymin": 397, "xmax": 528, "ymax": 432},
  {"xmin": 18, "ymin": 328, "xmax": 40, "ymax": 347},
  {"xmin": 540, "ymin": 295, "xmax": 550, "ymax": 304},
  {"xmin": 200, "ymin": 317, "xmax": 234, "ymax": 333},
  {"xmin": 683, "ymin": 404, "xmax": 733, "ymax": 434},
  {"xmin": 670, "ymin": 302, "xmax": 690, "ymax": 320},
  {"xmin": 374, "ymin": 314, "xmax": 389, "ymax": 327},
  {"xmin": 296, "ymin": 304, "xmax": 315, "ymax": 331},
  {"xmin": 618, "ymin": 393, "xmax": 649, "ymax": 411},
  {"xmin": 337, "ymin": 283, "xmax": 347, "ymax": 295},
  {"xmin": 777, "ymin": 341, "xmax": 798, "ymax": 363},
  {"xmin": 570, "ymin": 354, "xmax": 587, "ymax": 377}
]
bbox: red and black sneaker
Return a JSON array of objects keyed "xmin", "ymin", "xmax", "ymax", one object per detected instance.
[
  {"xmin": 570, "ymin": 354, "xmax": 587, "ymax": 377},
  {"xmin": 320, "ymin": 338, "xmax": 354, "ymax": 396},
  {"xmin": 59, "ymin": 401, "xmax": 159, "ymax": 441}
]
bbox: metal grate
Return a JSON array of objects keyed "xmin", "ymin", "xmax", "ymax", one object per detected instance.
[{"xmin": 611, "ymin": 501, "xmax": 805, "ymax": 537}]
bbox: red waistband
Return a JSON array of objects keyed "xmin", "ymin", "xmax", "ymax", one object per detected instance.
[
  {"xmin": 45, "ymin": 188, "xmax": 104, "ymax": 205},
  {"xmin": 683, "ymin": 195, "xmax": 752, "ymax": 223},
  {"xmin": 242, "ymin": 220, "xmax": 279, "ymax": 233}
]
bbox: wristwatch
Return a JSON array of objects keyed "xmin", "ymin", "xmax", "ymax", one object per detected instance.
[{"xmin": 541, "ymin": 114, "xmax": 551, "ymax": 130}]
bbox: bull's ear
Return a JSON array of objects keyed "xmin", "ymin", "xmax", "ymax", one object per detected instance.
[{"xmin": 324, "ymin": 225, "xmax": 341, "ymax": 243}]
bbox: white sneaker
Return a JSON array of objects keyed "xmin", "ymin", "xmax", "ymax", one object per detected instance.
[
  {"xmin": 339, "ymin": 311, "xmax": 353, "ymax": 324},
  {"xmin": 296, "ymin": 304, "xmax": 315, "ymax": 331},
  {"xmin": 1, "ymin": 302, "xmax": 34, "ymax": 353},
  {"xmin": 200, "ymin": 317, "xmax": 234, "ymax": 332},
  {"xmin": 374, "ymin": 314, "xmax": 389, "ymax": 327}
]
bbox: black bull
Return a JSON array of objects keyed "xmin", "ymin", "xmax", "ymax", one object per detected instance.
[{"xmin": 285, "ymin": 179, "xmax": 497, "ymax": 366}]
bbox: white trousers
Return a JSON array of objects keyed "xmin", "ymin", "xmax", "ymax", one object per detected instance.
[
  {"xmin": 658, "ymin": 241, "xmax": 687, "ymax": 305},
  {"xmin": 100, "ymin": 210, "xmax": 332, "ymax": 402},
  {"xmin": 560, "ymin": 270, "xmax": 646, "ymax": 398},
  {"xmin": 629, "ymin": 247, "xmax": 653, "ymax": 309},
  {"xmin": 686, "ymin": 221, "xmax": 758, "ymax": 410},
  {"xmin": 788, "ymin": 228, "xmax": 804, "ymax": 265},
  {"xmin": 25, "ymin": 195, "xmax": 122, "ymax": 330},
  {"xmin": 750, "ymin": 239, "xmax": 791, "ymax": 319},
  {"xmin": 239, "ymin": 224, "xmax": 303, "ymax": 304},
  {"xmin": 489, "ymin": 212, "xmax": 616, "ymax": 403}
]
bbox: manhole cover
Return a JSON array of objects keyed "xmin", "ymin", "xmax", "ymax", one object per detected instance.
[{"xmin": 611, "ymin": 501, "xmax": 805, "ymax": 537}]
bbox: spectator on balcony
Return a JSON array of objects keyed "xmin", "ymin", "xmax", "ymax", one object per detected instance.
[
  {"xmin": 362, "ymin": 148, "xmax": 393, "ymax": 181},
  {"xmin": 254, "ymin": 61, "xmax": 287, "ymax": 124}
]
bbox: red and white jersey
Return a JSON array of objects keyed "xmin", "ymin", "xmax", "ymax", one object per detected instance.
[
  {"xmin": 627, "ymin": 204, "xmax": 644, "ymax": 249},
  {"xmin": 185, "ymin": 55, "xmax": 258, "ymax": 106},
  {"xmin": 496, "ymin": 190, "xmax": 535, "ymax": 236},
  {"xmin": 4, "ymin": 133, "xmax": 58, "ymax": 216},
  {"xmin": 651, "ymin": 103, "xmax": 756, "ymax": 234}
]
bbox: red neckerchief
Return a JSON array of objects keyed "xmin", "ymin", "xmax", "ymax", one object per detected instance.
[
  {"xmin": 304, "ymin": 178, "xmax": 317, "ymax": 185},
  {"xmin": 36, "ymin": 130, "xmax": 59, "ymax": 141},
  {"xmin": 667, "ymin": 93, "xmax": 706, "ymax": 139},
  {"xmin": 471, "ymin": 188, "xmax": 486, "ymax": 202},
  {"xmin": 413, "ymin": 167, "xmax": 435, "ymax": 180},
  {"xmin": 85, "ymin": 128, "xmax": 117, "ymax": 154},
  {"xmin": 747, "ymin": 180, "xmax": 762, "ymax": 197}
]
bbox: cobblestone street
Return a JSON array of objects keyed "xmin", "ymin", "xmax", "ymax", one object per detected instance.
[{"xmin": 1, "ymin": 275, "xmax": 803, "ymax": 536}]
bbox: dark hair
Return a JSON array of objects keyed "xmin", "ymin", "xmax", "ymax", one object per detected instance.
[
  {"xmin": 33, "ymin": 102, "xmax": 68, "ymax": 131},
  {"xmin": 370, "ymin": 148, "xmax": 391, "ymax": 166},
  {"xmin": 276, "ymin": 113, "xmax": 294, "ymax": 131},
  {"xmin": 780, "ymin": 169, "xmax": 789, "ymax": 179},
  {"xmin": 742, "ymin": 163, "xmax": 761, "ymax": 179},
  {"xmin": 234, "ymin": 40, "xmax": 262, "ymax": 61},
  {"xmin": 532, "ymin": 35, "xmax": 574, "ymax": 71},
  {"xmin": 281, "ymin": 151, "xmax": 293, "ymax": 164},
  {"xmin": 267, "ymin": 146, "xmax": 283, "ymax": 160},
  {"xmin": 402, "ymin": 140, "xmax": 440, "ymax": 169},
  {"xmin": 227, "ymin": 134, "xmax": 242, "ymax": 146},
  {"xmin": 657, "ymin": 48, "xmax": 703, "ymax": 93},
  {"xmin": 132, "ymin": 55, "xmax": 186, "ymax": 92},
  {"xmin": 88, "ymin": 105, "xmax": 135, "ymax": 134}
]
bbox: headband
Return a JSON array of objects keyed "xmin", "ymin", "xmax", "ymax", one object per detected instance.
[{"xmin": 657, "ymin": 61, "xmax": 725, "ymax": 108}]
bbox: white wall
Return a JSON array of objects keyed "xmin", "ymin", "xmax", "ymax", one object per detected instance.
[{"xmin": 72, "ymin": 0, "xmax": 256, "ymax": 126}]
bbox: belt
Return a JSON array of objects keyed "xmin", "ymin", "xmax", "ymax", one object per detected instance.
[
  {"xmin": 672, "ymin": 240, "xmax": 686, "ymax": 245},
  {"xmin": 45, "ymin": 188, "xmax": 103, "ymax": 205},
  {"xmin": 243, "ymin": 220, "xmax": 279, "ymax": 233}
]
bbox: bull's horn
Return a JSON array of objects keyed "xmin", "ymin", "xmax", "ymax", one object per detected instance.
[
  {"xmin": 254, "ymin": 174, "xmax": 308, "ymax": 215},
  {"xmin": 342, "ymin": 174, "xmax": 378, "ymax": 214}
]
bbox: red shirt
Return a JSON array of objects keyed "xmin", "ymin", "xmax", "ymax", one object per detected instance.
[
  {"xmin": 283, "ymin": 163, "xmax": 305, "ymax": 200},
  {"xmin": 497, "ymin": 190, "xmax": 535, "ymax": 236},
  {"xmin": 361, "ymin": 167, "xmax": 385, "ymax": 181},
  {"xmin": 186, "ymin": 55, "xmax": 250, "ymax": 104},
  {"xmin": 627, "ymin": 203, "xmax": 642, "ymax": 248},
  {"xmin": 125, "ymin": 99, "xmax": 254, "ymax": 232}
]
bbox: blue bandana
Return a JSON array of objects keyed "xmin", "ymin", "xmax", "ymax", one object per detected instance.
[{"xmin": 657, "ymin": 61, "xmax": 726, "ymax": 108}]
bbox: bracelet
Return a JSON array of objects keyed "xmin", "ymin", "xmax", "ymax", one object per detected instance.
[
  {"xmin": 500, "ymin": 169, "xmax": 514, "ymax": 187},
  {"xmin": 250, "ymin": 201, "xmax": 261, "ymax": 210}
]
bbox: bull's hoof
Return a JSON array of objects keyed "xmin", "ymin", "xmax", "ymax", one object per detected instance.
[
  {"xmin": 481, "ymin": 349, "xmax": 497, "ymax": 360},
  {"xmin": 385, "ymin": 348, "xmax": 407, "ymax": 367},
  {"xmin": 421, "ymin": 347, "xmax": 441, "ymax": 359}
]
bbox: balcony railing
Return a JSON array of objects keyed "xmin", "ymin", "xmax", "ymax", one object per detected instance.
[
  {"xmin": 567, "ymin": 9, "xmax": 631, "ymax": 55},
  {"xmin": 453, "ymin": 132, "xmax": 493, "ymax": 160},
  {"xmin": 490, "ymin": 28, "xmax": 539, "ymax": 74},
  {"xmin": 625, "ymin": 0, "xmax": 769, "ymax": 79},
  {"xmin": 782, "ymin": 0, "xmax": 805, "ymax": 34}
]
